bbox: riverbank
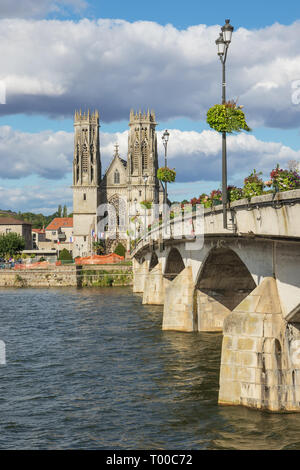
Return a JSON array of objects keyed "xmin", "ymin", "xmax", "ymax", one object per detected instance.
[{"xmin": 0, "ymin": 264, "xmax": 133, "ymax": 288}]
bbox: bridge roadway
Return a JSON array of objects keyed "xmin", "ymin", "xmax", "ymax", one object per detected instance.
[{"xmin": 131, "ymin": 189, "xmax": 300, "ymax": 412}]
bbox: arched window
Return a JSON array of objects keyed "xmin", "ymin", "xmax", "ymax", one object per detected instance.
[
  {"xmin": 142, "ymin": 139, "xmax": 148, "ymax": 170},
  {"xmin": 114, "ymin": 169, "xmax": 120, "ymax": 184},
  {"xmin": 82, "ymin": 143, "xmax": 88, "ymax": 173},
  {"xmin": 133, "ymin": 140, "xmax": 139, "ymax": 170}
]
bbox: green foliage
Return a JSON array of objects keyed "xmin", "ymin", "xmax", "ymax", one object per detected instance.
[
  {"xmin": 63, "ymin": 205, "xmax": 68, "ymax": 217},
  {"xmin": 58, "ymin": 248, "xmax": 72, "ymax": 261},
  {"xmin": 93, "ymin": 240, "xmax": 105, "ymax": 254},
  {"xmin": 243, "ymin": 169, "xmax": 264, "ymax": 198},
  {"xmin": 186, "ymin": 163, "xmax": 300, "ymax": 209},
  {"xmin": 0, "ymin": 232, "xmax": 25, "ymax": 259},
  {"xmin": 210, "ymin": 189, "xmax": 222, "ymax": 205},
  {"xmin": 206, "ymin": 101, "xmax": 251, "ymax": 134},
  {"xmin": 0, "ymin": 206, "xmax": 69, "ymax": 230},
  {"xmin": 140, "ymin": 200, "xmax": 152, "ymax": 210},
  {"xmin": 114, "ymin": 242, "xmax": 126, "ymax": 258},
  {"xmin": 191, "ymin": 194, "xmax": 212, "ymax": 208},
  {"xmin": 81, "ymin": 269, "xmax": 132, "ymax": 287},
  {"xmin": 39, "ymin": 257, "xmax": 46, "ymax": 262},
  {"xmin": 267, "ymin": 164, "xmax": 300, "ymax": 192},
  {"xmin": 14, "ymin": 274, "xmax": 27, "ymax": 287},
  {"xmin": 228, "ymin": 186, "xmax": 244, "ymax": 202},
  {"xmin": 157, "ymin": 167, "xmax": 176, "ymax": 183}
]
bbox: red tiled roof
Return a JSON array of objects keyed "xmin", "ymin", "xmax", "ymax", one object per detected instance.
[
  {"xmin": 32, "ymin": 228, "xmax": 45, "ymax": 233},
  {"xmin": 0, "ymin": 217, "xmax": 31, "ymax": 225},
  {"xmin": 46, "ymin": 217, "xmax": 73, "ymax": 230}
]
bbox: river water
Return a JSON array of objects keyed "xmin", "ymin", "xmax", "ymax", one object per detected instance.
[{"xmin": 0, "ymin": 287, "xmax": 300, "ymax": 450}]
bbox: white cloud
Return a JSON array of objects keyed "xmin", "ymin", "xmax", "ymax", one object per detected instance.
[
  {"xmin": 0, "ymin": 184, "xmax": 72, "ymax": 214},
  {"xmin": 0, "ymin": 19, "xmax": 300, "ymax": 128},
  {"xmin": 0, "ymin": 125, "xmax": 299, "ymax": 212},
  {"xmin": 0, "ymin": 126, "xmax": 73, "ymax": 179}
]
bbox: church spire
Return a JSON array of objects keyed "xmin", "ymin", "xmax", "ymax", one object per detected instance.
[{"xmin": 114, "ymin": 143, "xmax": 120, "ymax": 158}]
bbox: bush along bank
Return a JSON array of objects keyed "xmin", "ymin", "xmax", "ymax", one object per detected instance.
[{"xmin": 79, "ymin": 268, "xmax": 133, "ymax": 287}]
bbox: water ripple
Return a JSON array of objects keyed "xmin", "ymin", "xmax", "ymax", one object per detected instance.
[{"xmin": 0, "ymin": 287, "xmax": 299, "ymax": 449}]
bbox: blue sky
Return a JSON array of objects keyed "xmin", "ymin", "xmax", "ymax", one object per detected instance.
[
  {"xmin": 48, "ymin": 0, "xmax": 300, "ymax": 30},
  {"xmin": 1, "ymin": 0, "xmax": 300, "ymax": 213}
]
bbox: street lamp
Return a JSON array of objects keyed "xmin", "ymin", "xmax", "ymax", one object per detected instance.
[
  {"xmin": 216, "ymin": 19, "xmax": 234, "ymax": 229},
  {"xmin": 143, "ymin": 174, "xmax": 148, "ymax": 239},
  {"xmin": 162, "ymin": 130, "xmax": 170, "ymax": 207},
  {"xmin": 134, "ymin": 198, "xmax": 137, "ymax": 248}
]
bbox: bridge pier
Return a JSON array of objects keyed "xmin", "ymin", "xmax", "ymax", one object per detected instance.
[
  {"xmin": 142, "ymin": 263, "xmax": 171, "ymax": 305},
  {"xmin": 162, "ymin": 266, "xmax": 196, "ymax": 332},
  {"xmin": 195, "ymin": 290, "xmax": 230, "ymax": 332},
  {"xmin": 132, "ymin": 258, "xmax": 148, "ymax": 293},
  {"xmin": 219, "ymin": 277, "xmax": 300, "ymax": 412}
]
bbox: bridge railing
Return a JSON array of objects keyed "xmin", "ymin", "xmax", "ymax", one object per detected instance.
[
  {"xmin": 130, "ymin": 189, "xmax": 300, "ymax": 256},
  {"xmin": 130, "ymin": 208, "xmax": 201, "ymax": 256}
]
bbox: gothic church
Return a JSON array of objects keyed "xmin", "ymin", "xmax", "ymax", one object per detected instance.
[{"xmin": 72, "ymin": 109, "xmax": 164, "ymax": 257}]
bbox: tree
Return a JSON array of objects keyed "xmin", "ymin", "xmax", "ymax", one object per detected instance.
[
  {"xmin": 114, "ymin": 242, "xmax": 126, "ymax": 258},
  {"xmin": 93, "ymin": 240, "xmax": 105, "ymax": 255},
  {"xmin": 63, "ymin": 205, "xmax": 68, "ymax": 217},
  {"xmin": 58, "ymin": 248, "xmax": 72, "ymax": 261},
  {"xmin": 57, "ymin": 205, "xmax": 62, "ymax": 218},
  {"xmin": 0, "ymin": 232, "xmax": 25, "ymax": 260}
]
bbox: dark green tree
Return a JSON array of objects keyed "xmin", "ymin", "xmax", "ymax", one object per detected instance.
[
  {"xmin": 0, "ymin": 232, "xmax": 25, "ymax": 259},
  {"xmin": 57, "ymin": 205, "xmax": 62, "ymax": 218},
  {"xmin": 93, "ymin": 240, "xmax": 105, "ymax": 255},
  {"xmin": 58, "ymin": 248, "xmax": 72, "ymax": 261},
  {"xmin": 114, "ymin": 242, "xmax": 126, "ymax": 258},
  {"xmin": 63, "ymin": 205, "xmax": 68, "ymax": 217}
]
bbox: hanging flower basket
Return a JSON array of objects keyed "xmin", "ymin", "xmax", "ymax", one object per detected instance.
[
  {"xmin": 140, "ymin": 200, "xmax": 152, "ymax": 210},
  {"xmin": 268, "ymin": 164, "xmax": 300, "ymax": 192},
  {"xmin": 227, "ymin": 186, "xmax": 244, "ymax": 202},
  {"xmin": 206, "ymin": 100, "xmax": 251, "ymax": 134},
  {"xmin": 243, "ymin": 169, "xmax": 264, "ymax": 198},
  {"xmin": 157, "ymin": 167, "xmax": 176, "ymax": 183},
  {"xmin": 210, "ymin": 189, "xmax": 222, "ymax": 206}
]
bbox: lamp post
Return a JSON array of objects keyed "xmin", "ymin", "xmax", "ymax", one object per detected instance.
[
  {"xmin": 216, "ymin": 19, "xmax": 234, "ymax": 229},
  {"xmin": 134, "ymin": 198, "xmax": 137, "ymax": 248},
  {"xmin": 143, "ymin": 174, "xmax": 148, "ymax": 239},
  {"xmin": 162, "ymin": 130, "xmax": 170, "ymax": 208}
]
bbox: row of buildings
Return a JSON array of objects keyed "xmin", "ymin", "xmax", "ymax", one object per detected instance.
[{"xmin": 0, "ymin": 216, "xmax": 74, "ymax": 257}]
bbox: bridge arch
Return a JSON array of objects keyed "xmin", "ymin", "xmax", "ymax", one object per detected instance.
[
  {"xmin": 164, "ymin": 247, "xmax": 185, "ymax": 281},
  {"xmin": 193, "ymin": 247, "xmax": 257, "ymax": 331},
  {"xmin": 149, "ymin": 251, "xmax": 159, "ymax": 271},
  {"xmin": 196, "ymin": 247, "xmax": 256, "ymax": 311}
]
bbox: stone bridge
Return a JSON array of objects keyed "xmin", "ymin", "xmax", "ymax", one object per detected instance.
[{"xmin": 131, "ymin": 189, "xmax": 300, "ymax": 412}]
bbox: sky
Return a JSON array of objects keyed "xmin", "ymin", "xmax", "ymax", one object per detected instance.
[{"xmin": 1, "ymin": 0, "xmax": 300, "ymax": 213}]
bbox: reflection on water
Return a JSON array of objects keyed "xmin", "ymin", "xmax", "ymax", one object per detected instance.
[{"xmin": 0, "ymin": 287, "xmax": 299, "ymax": 449}]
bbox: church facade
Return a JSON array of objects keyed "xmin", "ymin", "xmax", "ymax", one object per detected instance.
[{"xmin": 72, "ymin": 109, "xmax": 165, "ymax": 258}]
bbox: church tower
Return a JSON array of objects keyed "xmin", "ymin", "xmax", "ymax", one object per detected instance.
[
  {"xmin": 127, "ymin": 109, "xmax": 163, "ymax": 206},
  {"xmin": 72, "ymin": 110, "xmax": 101, "ymax": 258}
]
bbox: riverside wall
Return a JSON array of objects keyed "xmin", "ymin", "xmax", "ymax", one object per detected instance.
[{"xmin": 0, "ymin": 264, "xmax": 133, "ymax": 288}]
